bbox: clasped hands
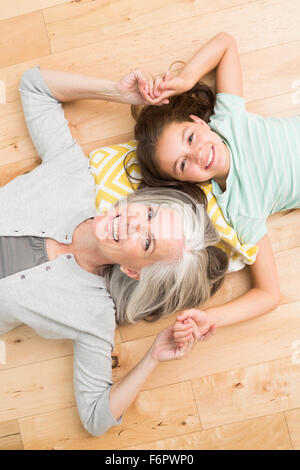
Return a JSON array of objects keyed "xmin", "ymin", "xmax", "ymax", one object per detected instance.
[
  {"xmin": 150, "ymin": 309, "xmax": 216, "ymax": 363},
  {"xmin": 116, "ymin": 68, "xmax": 192, "ymax": 106}
]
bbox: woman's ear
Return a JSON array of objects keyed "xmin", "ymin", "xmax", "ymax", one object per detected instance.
[{"xmin": 120, "ymin": 265, "xmax": 140, "ymax": 280}]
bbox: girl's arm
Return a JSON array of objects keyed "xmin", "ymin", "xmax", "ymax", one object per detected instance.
[
  {"xmin": 206, "ymin": 234, "xmax": 280, "ymax": 327},
  {"xmin": 155, "ymin": 32, "xmax": 243, "ymax": 100},
  {"xmin": 177, "ymin": 235, "xmax": 280, "ymax": 331}
]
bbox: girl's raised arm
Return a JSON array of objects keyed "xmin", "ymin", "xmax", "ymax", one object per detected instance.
[{"xmin": 155, "ymin": 32, "xmax": 243, "ymax": 100}]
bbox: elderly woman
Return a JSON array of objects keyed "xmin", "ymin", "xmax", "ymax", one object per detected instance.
[{"xmin": 0, "ymin": 66, "xmax": 227, "ymax": 436}]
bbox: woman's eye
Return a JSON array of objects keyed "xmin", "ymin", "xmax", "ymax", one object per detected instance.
[
  {"xmin": 148, "ymin": 207, "xmax": 153, "ymax": 219},
  {"xmin": 180, "ymin": 160, "xmax": 186, "ymax": 172},
  {"xmin": 188, "ymin": 133, "xmax": 194, "ymax": 144},
  {"xmin": 145, "ymin": 236, "xmax": 151, "ymax": 251}
]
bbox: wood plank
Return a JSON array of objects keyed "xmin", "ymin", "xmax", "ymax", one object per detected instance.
[
  {"xmin": 0, "ymin": 0, "xmax": 71, "ymax": 21},
  {"xmin": 44, "ymin": 0, "xmax": 256, "ymax": 54},
  {"xmin": 247, "ymin": 91, "xmax": 300, "ymax": 117},
  {"xmin": 3, "ymin": 302, "xmax": 300, "ymax": 424},
  {"xmin": 115, "ymin": 302, "xmax": 300, "ymax": 389},
  {"xmin": 44, "ymin": 0, "xmax": 300, "ymax": 56},
  {"xmin": 1, "ymin": 15, "xmax": 300, "ymax": 119},
  {"xmin": 0, "ymin": 355, "xmax": 75, "ymax": 422},
  {"xmin": 0, "ymin": 11, "xmax": 51, "ymax": 68},
  {"xmin": 192, "ymin": 356, "xmax": 300, "ymax": 428},
  {"xmin": 267, "ymin": 209, "xmax": 300, "ymax": 253},
  {"xmin": 0, "ymin": 323, "xmax": 121, "ymax": 372},
  {"xmin": 125, "ymin": 413, "xmax": 292, "ymax": 450},
  {"xmin": 19, "ymin": 381, "xmax": 201, "ymax": 449},
  {"xmin": 0, "ymin": 420, "xmax": 23, "ymax": 450},
  {"xmin": 285, "ymin": 408, "xmax": 300, "ymax": 450},
  {"xmin": 119, "ymin": 247, "xmax": 300, "ymax": 342}
]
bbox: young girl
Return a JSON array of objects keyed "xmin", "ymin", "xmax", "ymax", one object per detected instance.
[{"xmin": 132, "ymin": 32, "xmax": 300, "ymax": 343}]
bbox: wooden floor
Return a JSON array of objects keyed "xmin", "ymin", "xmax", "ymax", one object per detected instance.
[{"xmin": 0, "ymin": 0, "xmax": 300, "ymax": 450}]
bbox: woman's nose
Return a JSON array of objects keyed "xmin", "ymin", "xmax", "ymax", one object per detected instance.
[{"xmin": 128, "ymin": 216, "xmax": 147, "ymax": 237}]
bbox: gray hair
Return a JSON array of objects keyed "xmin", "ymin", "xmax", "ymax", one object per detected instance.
[{"xmin": 100, "ymin": 186, "xmax": 228, "ymax": 325}]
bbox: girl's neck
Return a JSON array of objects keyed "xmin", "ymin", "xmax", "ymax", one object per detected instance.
[{"xmin": 213, "ymin": 141, "xmax": 230, "ymax": 192}]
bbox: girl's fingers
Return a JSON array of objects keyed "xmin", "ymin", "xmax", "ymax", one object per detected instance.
[
  {"xmin": 174, "ymin": 331, "xmax": 193, "ymax": 341},
  {"xmin": 153, "ymin": 76, "xmax": 163, "ymax": 97}
]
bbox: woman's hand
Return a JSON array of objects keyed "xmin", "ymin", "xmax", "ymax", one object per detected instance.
[
  {"xmin": 116, "ymin": 69, "xmax": 170, "ymax": 106},
  {"xmin": 150, "ymin": 324, "xmax": 196, "ymax": 362},
  {"xmin": 174, "ymin": 309, "xmax": 216, "ymax": 347}
]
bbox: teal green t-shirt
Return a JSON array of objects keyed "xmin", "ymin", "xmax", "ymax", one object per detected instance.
[{"xmin": 209, "ymin": 93, "xmax": 300, "ymax": 244}]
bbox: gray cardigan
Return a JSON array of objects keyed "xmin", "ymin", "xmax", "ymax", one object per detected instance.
[{"xmin": 0, "ymin": 66, "xmax": 121, "ymax": 436}]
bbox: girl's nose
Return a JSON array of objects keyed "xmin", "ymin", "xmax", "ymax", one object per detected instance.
[{"xmin": 191, "ymin": 147, "xmax": 203, "ymax": 165}]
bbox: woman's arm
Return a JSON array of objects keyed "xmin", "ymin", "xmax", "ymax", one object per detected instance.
[
  {"xmin": 39, "ymin": 68, "xmax": 167, "ymax": 105},
  {"xmin": 155, "ymin": 32, "xmax": 243, "ymax": 100},
  {"xmin": 109, "ymin": 324, "xmax": 196, "ymax": 422}
]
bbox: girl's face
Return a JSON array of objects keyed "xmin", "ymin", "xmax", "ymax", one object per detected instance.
[
  {"xmin": 155, "ymin": 115, "xmax": 230, "ymax": 184},
  {"xmin": 92, "ymin": 202, "xmax": 185, "ymax": 278}
]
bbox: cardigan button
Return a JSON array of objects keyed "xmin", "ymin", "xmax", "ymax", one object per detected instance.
[
  {"xmin": 66, "ymin": 255, "xmax": 72, "ymax": 259},
  {"xmin": 20, "ymin": 274, "xmax": 25, "ymax": 279},
  {"xmin": 45, "ymin": 266, "xmax": 51, "ymax": 271}
]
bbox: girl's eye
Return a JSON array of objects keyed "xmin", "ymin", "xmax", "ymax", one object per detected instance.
[
  {"xmin": 180, "ymin": 160, "xmax": 186, "ymax": 172},
  {"xmin": 188, "ymin": 133, "xmax": 194, "ymax": 144}
]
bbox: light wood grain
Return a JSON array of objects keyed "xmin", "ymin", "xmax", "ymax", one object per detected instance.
[
  {"xmin": 0, "ymin": 420, "xmax": 23, "ymax": 450},
  {"xmin": 0, "ymin": 356, "xmax": 75, "ymax": 422},
  {"xmin": 44, "ymin": 0, "xmax": 256, "ymax": 54},
  {"xmin": 125, "ymin": 413, "xmax": 292, "ymax": 450},
  {"xmin": 192, "ymin": 356, "xmax": 300, "ymax": 428},
  {"xmin": 0, "ymin": 0, "xmax": 299, "ymax": 451},
  {"xmin": 285, "ymin": 408, "xmax": 300, "ymax": 450},
  {"xmin": 0, "ymin": 0, "xmax": 71, "ymax": 22},
  {"xmin": 19, "ymin": 381, "xmax": 201, "ymax": 450},
  {"xmin": 0, "ymin": 11, "xmax": 50, "ymax": 68}
]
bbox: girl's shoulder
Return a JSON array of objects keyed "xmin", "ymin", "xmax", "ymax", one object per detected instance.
[{"xmin": 212, "ymin": 92, "xmax": 246, "ymax": 116}]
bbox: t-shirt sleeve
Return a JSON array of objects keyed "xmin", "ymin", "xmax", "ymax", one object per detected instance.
[
  {"xmin": 234, "ymin": 214, "xmax": 267, "ymax": 245},
  {"xmin": 73, "ymin": 331, "xmax": 122, "ymax": 437},
  {"xmin": 213, "ymin": 93, "xmax": 246, "ymax": 115}
]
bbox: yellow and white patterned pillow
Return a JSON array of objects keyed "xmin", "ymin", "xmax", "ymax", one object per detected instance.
[{"xmin": 88, "ymin": 141, "xmax": 258, "ymax": 272}]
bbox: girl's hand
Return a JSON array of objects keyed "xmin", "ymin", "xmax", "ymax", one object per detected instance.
[
  {"xmin": 152, "ymin": 71, "xmax": 192, "ymax": 101},
  {"xmin": 150, "ymin": 324, "xmax": 196, "ymax": 362},
  {"xmin": 116, "ymin": 69, "xmax": 170, "ymax": 106},
  {"xmin": 174, "ymin": 309, "xmax": 216, "ymax": 347}
]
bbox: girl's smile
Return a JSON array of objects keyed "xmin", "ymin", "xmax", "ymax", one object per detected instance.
[{"xmin": 156, "ymin": 115, "xmax": 231, "ymax": 189}]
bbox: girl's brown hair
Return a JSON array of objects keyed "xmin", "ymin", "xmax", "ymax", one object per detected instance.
[{"xmin": 131, "ymin": 80, "xmax": 216, "ymax": 191}]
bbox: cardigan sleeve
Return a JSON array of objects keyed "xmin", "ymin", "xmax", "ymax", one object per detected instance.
[
  {"xmin": 73, "ymin": 331, "xmax": 122, "ymax": 437},
  {"xmin": 19, "ymin": 66, "xmax": 82, "ymax": 165}
]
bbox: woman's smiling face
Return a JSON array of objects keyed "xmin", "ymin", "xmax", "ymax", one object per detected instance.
[
  {"xmin": 155, "ymin": 115, "xmax": 230, "ymax": 184},
  {"xmin": 92, "ymin": 202, "xmax": 185, "ymax": 276}
]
